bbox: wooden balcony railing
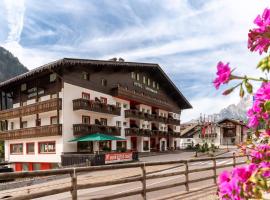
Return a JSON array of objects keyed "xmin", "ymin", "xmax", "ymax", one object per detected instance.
[
  {"xmin": 125, "ymin": 128, "xmax": 180, "ymax": 137},
  {"xmin": 73, "ymin": 124, "xmax": 121, "ymax": 136},
  {"xmin": 73, "ymin": 99, "xmax": 121, "ymax": 116},
  {"xmin": 0, "ymin": 124, "xmax": 62, "ymax": 140},
  {"xmin": 0, "ymin": 98, "xmax": 62, "ymax": 120},
  {"xmin": 112, "ymin": 86, "xmax": 172, "ymax": 111},
  {"xmin": 125, "ymin": 109, "xmax": 180, "ymax": 125}
]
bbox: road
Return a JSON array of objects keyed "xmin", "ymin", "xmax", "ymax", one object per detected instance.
[{"xmin": 0, "ymin": 150, "xmax": 245, "ymax": 200}]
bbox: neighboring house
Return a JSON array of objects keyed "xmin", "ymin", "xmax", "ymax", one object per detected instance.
[
  {"xmin": 0, "ymin": 58, "xmax": 191, "ymax": 171},
  {"xmin": 180, "ymin": 118, "xmax": 248, "ymax": 148}
]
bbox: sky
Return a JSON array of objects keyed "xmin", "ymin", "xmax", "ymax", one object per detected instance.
[{"xmin": 0, "ymin": 0, "xmax": 270, "ymax": 122}]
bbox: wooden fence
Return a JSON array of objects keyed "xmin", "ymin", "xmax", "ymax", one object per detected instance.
[{"xmin": 0, "ymin": 153, "xmax": 248, "ymax": 200}]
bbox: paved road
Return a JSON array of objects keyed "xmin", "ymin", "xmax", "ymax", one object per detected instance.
[{"xmin": 0, "ymin": 150, "xmax": 245, "ymax": 200}]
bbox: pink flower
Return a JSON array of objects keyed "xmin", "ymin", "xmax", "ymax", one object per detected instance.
[
  {"xmin": 213, "ymin": 61, "xmax": 232, "ymax": 89},
  {"xmin": 248, "ymin": 8, "xmax": 270, "ymax": 54}
]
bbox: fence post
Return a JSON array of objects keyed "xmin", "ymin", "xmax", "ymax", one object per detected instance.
[
  {"xmin": 233, "ymin": 152, "xmax": 236, "ymax": 167},
  {"xmin": 141, "ymin": 163, "xmax": 147, "ymax": 200},
  {"xmin": 70, "ymin": 168, "xmax": 77, "ymax": 200},
  {"xmin": 213, "ymin": 157, "xmax": 217, "ymax": 184},
  {"xmin": 184, "ymin": 161, "xmax": 189, "ymax": 192}
]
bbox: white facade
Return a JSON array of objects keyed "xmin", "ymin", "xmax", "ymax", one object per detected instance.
[{"xmin": 4, "ymin": 81, "xmax": 182, "ymax": 166}]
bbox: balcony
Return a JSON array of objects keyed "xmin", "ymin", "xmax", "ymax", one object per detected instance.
[
  {"xmin": 125, "ymin": 109, "xmax": 180, "ymax": 125},
  {"xmin": 73, "ymin": 99, "xmax": 121, "ymax": 116},
  {"xmin": 0, "ymin": 98, "xmax": 62, "ymax": 120},
  {"xmin": 112, "ymin": 86, "xmax": 172, "ymax": 111},
  {"xmin": 0, "ymin": 124, "xmax": 62, "ymax": 140},
  {"xmin": 125, "ymin": 128, "xmax": 180, "ymax": 137},
  {"xmin": 73, "ymin": 124, "xmax": 121, "ymax": 136}
]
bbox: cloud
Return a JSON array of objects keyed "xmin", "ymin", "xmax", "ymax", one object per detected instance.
[{"xmin": 0, "ymin": 0, "xmax": 270, "ymax": 122}]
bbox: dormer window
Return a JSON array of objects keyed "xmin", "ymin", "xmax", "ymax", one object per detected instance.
[
  {"xmin": 147, "ymin": 78, "xmax": 151, "ymax": 86},
  {"xmin": 21, "ymin": 83, "xmax": 27, "ymax": 92},
  {"xmin": 101, "ymin": 79, "xmax": 107, "ymax": 86},
  {"xmin": 131, "ymin": 72, "xmax": 135, "ymax": 79},
  {"xmin": 50, "ymin": 73, "xmax": 57, "ymax": 82},
  {"xmin": 82, "ymin": 72, "xmax": 90, "ymax": 81},
  {"xmin": 136, "ymin": 73, "xmax": 140, "ymax": 81}
]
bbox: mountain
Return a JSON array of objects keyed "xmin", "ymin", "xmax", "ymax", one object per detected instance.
[
  {"xmin": 210, "ymin": 96, "xmax": 252, "ymax": 122},
  {"xmin": 0, "ymin": 46, "xmax": 28, "ymax": 81}
]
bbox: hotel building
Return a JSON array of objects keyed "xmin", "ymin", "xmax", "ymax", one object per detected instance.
[{"xmin": 0, "ymin": 58, "xmax": 191, "ymax": 171}]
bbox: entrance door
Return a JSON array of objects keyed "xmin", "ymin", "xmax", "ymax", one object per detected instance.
[
  {"xmin": 131, "ymin": 137, "xmax": 137, "ymax": 151},
  {"xmin": 150, "ymin": 138, "xmax": 156, "ymax": 151},
  {"xmin": 161, "ymin": 141, "xmax": 166, "ymax": 151}
]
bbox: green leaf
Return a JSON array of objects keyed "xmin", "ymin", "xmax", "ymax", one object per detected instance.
[
  {"xmin": 264, "ymin": 100, "xmax": 270, "ymax": 111},
  {"xmin": 239, "ymin": 85, "xmax": 244, "ymax": 98},
  {"xmin": 245, "ymin": 81, "xmax": 253, "ymax": 94}
]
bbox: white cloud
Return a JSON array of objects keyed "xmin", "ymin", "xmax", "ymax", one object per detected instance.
[{"xmin": 1, "ymin": 0, "xmax": 270, "ymax": 122}]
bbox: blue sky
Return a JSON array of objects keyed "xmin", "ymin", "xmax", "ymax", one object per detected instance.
[{"xmin": 1, "ymin": 0, "xmax": 270, "ymax": 121}]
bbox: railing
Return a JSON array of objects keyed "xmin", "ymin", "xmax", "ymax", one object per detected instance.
[
  {"xmin": 112, "ymin": 86, "xmax": 172, "ymax": 111},
  {"xmin": 0, "ymin": 153, "xmax": 247, "ymax": 200},
  {"xmin": 125, "ymin": 109, "xmax": 180, "ymax": 125},
  {"xmin": 125, "ymin": 128, "xmax": 180, "ymax": 137},
  {"xmin": 73, "ymin": 98, "xmax": 121, "ymax": 115},
  {"xmin": 0, "ymin": 98, "xmax": 62, "ymax": 120},
  {"xmin": 73, "ymin": 124, "xmax": 121, "ymax": 136},
  {"xmin": 201, "ymin": 133, "xmax": 218, "ymax": 138},
  {"xmin": 0, "ymin": 124, "xmax": 62, "ymax": 140}
]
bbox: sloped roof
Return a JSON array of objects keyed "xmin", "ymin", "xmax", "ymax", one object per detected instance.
[
  {"xmin": 217, "ymin": 118, "xmax": 247, "ymax": 127},
  {"xmin": 180, "ymin": 123, "xmax": 200, "ymax": 137},
  {"xmin": 0, "ymin": 58, "xmax": 192, "ymax": 109}
]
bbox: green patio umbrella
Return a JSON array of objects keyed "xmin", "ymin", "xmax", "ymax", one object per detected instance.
[
  {"xmin": 69, "ymin": 133, "xmax": 126, "ymax": 142},
  {"xmin": 69, "ymin": 133, "xmax": 126, "ymax": 154}
]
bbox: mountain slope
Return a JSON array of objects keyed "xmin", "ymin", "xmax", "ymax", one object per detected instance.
[
  {"xmin": 211, "ymin": 96, "xmax": 252, "ymax": 122},
  {"xmin": 0, "ymin": 46, "xmax": 28, "ymax": 81}
]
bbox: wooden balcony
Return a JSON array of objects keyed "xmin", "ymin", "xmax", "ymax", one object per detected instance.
[
  {"xmin": 112, "ymin": 86, "xmax": 172, "ymax": 111},
  {"xmin": 0, "ymin": 98, "xmax": 62, "ymax": 120},
  {"xmin": 125, "ymin": 128, "xmax": 180, "ymax": 137},
  {"xmin": 0, "ymin": 124, "xmax": 62, "ymax": 140},
  {"xmin": 73, "ymin": 124, "xmax": 121, "ymax": 136},
  {"xmin": 125, "ymin": 109, "xmax": 180, "ymax": 125},
  {"xmin": 73, "ymin": 99, "xmax": 121, "ymax": 116}
]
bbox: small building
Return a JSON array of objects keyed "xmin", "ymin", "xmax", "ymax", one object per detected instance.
[
  {"xmin": 180, "ymin": 118, "xmax": 248, "ymax": 148},
  {"xmin": 218, "ymin": 118, "xmax": 248, "ymax": 145}
]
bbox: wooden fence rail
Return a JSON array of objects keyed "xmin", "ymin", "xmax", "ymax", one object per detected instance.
[{"xmin": 2, "ymin": 153, "xmax": 248, "ymax": 200}]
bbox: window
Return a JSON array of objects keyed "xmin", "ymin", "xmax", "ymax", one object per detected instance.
[
  {"xmin": 136, "ymin": 73, "xmax": 140, "ymax": 81},
  {"xmin": 174, "ymin": 126, "xmax": 177, "ymax": 130},
  {"xmin": 82, "ymin": 116, "xmax": 90, "ymax": 124},
  {"xmin": 123, "ymin": 122, "xmax": 127, "ymax": 126},
  {"xmin": 100, "ymin": 118, "xmax": 107, "ymax": 126},
  {"xmin": 101, "ymin": 79, "xmax": 107, "ymax": 86},
  {"xmin": 21, "ymin": 83, "xmax": 27, "ymax": 91},
  {"xmin": 147, "ymin": 110, "xmax": 150, "ymax": 114},
  {"xmin": 100, "ymin": 97, "xmax": 107, "ymax": 104},
  {"xmin": 36, "ymin": 118, "xmax": 41, "ymax": 126},
  {"xmin": 26, "ymin": 143, "xmax": 35, "ymax": 154},
  {"xmin": 142, "ymin": 108, "xmax": 145, "ymax": 113},
  {"xmin": 10, "ymin": 122, "xmax": 14, "ymax": 130},
  {"xmin": 10, "ymin": 143, "xmax": 23, "ymax": 154},
  {"xmin": 82, "ymin": 72, "xmax": 89, "ymax": 81},
  {"xmin": 117, "ymin": 141, "xmax": 127, "ymax": 152},
  {"xmin": 147, "ymin": 125, "xmax": 150, "ymax": 129},
  {"xmin": 21, "ymin": 101, "xmax": 27, "ymax": 106},
  {"xmin": 143, "ymin": 141, "xmax": 149, "ymax": 151},
  {"xmin": 82, "ymin": 92, "xmax": 90, "ymax": 100},
  {"xmin": 131, "ymin": 72, "xmax": 135, "ymax": 79},
  {"xmin": 116, "ymin": 102, "xmax": 121, "ymax": 108},
  {"xmin": 116, "ymin": 121, "xmax": 121, "ymax": 127},
  {"xmin": 157, "ymin": 83, "xmax": 159, "ymax": 90},
  {"xmin": 142, "ymin": 124, "xmax": 145, "ymax": 128},
  {"xmin": 39, "ymin": 141, "xmax": 56, "ymax": 154},
  {"xmin": 143, "ymin": 76, "xmax": 146, "ymax": 84},
  {"xmin": 50, "ymin": 116, "xmax": 58, "ymax": 125},
  {"xmin": 153, "ymin": 81, "xmax": 156, "ymax": 88},
  {"xmin": 123, "ymin": 104, "xmax": 128, "ymax": 108},
  {"xmin": 51, "ymin": 94, "xmax": 58, "ymax": 99},
  {"xmin": 147, "ymin": 78, "xmax": 151, "ymax": 86},
  {"xmin": 50, "ymin": 73, "xmax": 57, "ymax": 82},
  {"xmin": 21, "ymin": 121, "xmax": 27, "ymax": 128}
]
